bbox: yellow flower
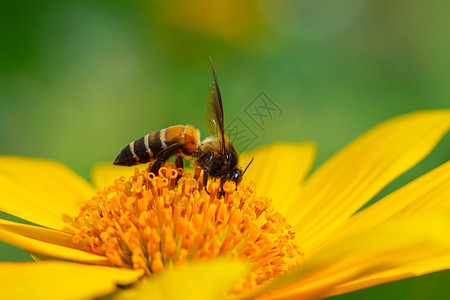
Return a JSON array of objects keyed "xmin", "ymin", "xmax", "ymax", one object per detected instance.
[{"xmin": 0, "ymin": 110, "xmax": 449, "ymax": 300}]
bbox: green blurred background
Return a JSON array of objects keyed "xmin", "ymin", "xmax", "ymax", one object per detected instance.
[{"xmin": 0, "ymin": 0, "xmax": 449, "ymax": 298}]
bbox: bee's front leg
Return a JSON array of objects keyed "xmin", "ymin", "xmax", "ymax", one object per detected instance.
[{"xmin": 218, "ymin": 178, "xmax": 227, "ymax": 198}]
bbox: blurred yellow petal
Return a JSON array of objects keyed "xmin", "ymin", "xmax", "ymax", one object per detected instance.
[
  {"xmin": 0, "ymin": 261, "xmax": 142, "ymax": 300},
  {"xmin": 325, "ymin": 252, "xmax": 450, "ymax": 297},
  {"xmin": 0, "ymin": 156, "xmax": 95, "ymax": 231},
  {"xmin": 252, "ymin": 211, "xmax": 450, "ymax": 300},
  {"xmin": 91, "ymin": 163, "xmax": 147, "ymax": 190},
  {"xmin": 112, "ymin": 259, "xmax": 249, "ymax": 300},
  {"xmin": 0, "ymin": 219, "xmax": 109, "ymax": 265},
  {"xmin": 310, "ymin": 160, "xmax": 450, "ymax": 253},
  {"xmin": 287, "ymin": 110, "xmax": 450, "ymax": 252},
  {"xmin": 240, "ymin": 142, "xmax": 316, "ymax": 214}
]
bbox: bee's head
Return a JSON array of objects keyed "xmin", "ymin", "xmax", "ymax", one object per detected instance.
[{"xmin": 229, "ymin": 157, "xmax": 254, "ymax": 186}]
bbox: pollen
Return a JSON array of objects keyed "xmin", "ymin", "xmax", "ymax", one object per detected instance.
[{"xmin": 73, "ymin": 164, "xmax": 304, "ymax": 293}]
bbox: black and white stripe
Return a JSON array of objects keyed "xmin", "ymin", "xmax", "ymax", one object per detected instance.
[
  {"xmin": 144, "ymin": 134, "xmax": 152, "ymax": 157},
  {"xmin": 113, "ymin": 128, "xmax": 169, "ymax": 166}
]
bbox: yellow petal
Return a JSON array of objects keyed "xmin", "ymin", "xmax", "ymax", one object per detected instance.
[
  {"xmin": 0, "ymin": 261, "xmax": 142, "ymax": 300},
  {"xmin": 0, "ymin": 219, "xmax": 109, "ymax": 265},
  {"xmin": 0, "ymin": 156, "xmax": 95, "ymax": 231},
  {"xmin": 287, "ymin": 110, "xmax": 450, "ymax": 252},
  {"xmin": 325, "ymin": 252, "xmax": 450, "ymax": 297},
  {"xmin": 240, "ymin": 142, "xmax": 316, "ymax": 214},
  {"xmin": 111, "ymin": 259, "xmax": 249, "ymax": 300},
  {"xmin": 310, "ymin": 160, "xmax": 450, "ymax": 253},
  {"xmin": 252, "ymin": 211, "xmax": 450, "ymax": 300},
  {"xmin": 91, "ymin": 163, "xmax": 147, "ymax": 190}
]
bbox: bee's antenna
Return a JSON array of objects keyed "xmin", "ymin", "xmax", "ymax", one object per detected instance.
[{"xmin": 243, "ymin": 157, "xmax": 254, "ymax": 174}]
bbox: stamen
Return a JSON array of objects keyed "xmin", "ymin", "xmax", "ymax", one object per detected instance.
[{"xmin": 73, "ymin": 164, "xmax": 304, "ymax": 293}]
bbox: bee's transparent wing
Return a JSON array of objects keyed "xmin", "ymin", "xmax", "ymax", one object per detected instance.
[{"xmin": 205, "ymin": 59, "xmax": 226, "ymax": 153}]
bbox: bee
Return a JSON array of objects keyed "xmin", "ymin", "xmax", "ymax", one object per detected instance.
[{"xmin": 113, "ymin": 59, "xmax": 253, "ymax": 193}]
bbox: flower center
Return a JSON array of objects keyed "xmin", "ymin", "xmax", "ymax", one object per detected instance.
[{"xmin": 73, "ymin": 164, "xmax": 304, "ymax": 293}]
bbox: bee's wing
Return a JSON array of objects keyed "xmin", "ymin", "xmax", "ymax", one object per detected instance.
[{"xmin": 205, "ymin": 58, "xmax": 226, "ymax": 154}]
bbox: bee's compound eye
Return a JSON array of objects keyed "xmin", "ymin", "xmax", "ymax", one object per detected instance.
[{"xmin": 231, "ymin": 169, "xmax": 242, "ymax": 184}]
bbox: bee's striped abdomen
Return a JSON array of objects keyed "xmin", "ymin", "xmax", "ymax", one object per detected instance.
[{"xmin": 113, "ymin": 125, "xmax": 200, "ymax": 166}]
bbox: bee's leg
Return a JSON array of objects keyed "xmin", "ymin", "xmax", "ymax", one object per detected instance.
[
  {"xmin": 218, "ymin": 176, "xmax": 228, "ymax": 198},
  {"xmin": 203, "ymin": 168, "xmax": 210, "ymax": 195},
  {"xmin": 174, "ymin": 156, "xmax": 184, "ymax": 182},
  {"xmin": 201, "ymin": 152, "xmax": 214, "ymax": 194},
  {"xmin": 175, "ymin": 156, "xmax": 184, "ymax": 169},
  {"xmin": 150, "ymin": 159, "xmax": 164, "ymax": 176},
  {"xmin": 150, "ymin": 143, "xmax": 183, "ymax": 175}
]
